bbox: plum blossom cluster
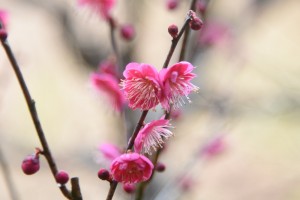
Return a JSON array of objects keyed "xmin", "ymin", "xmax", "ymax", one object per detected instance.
[
  {"xmin": 93, "ymin": 61, "xmax": 198, "ymax": 185},
  {"xmin": 97, "ymin": 117, "xmax": 173, "ymax": 186},
  {"xmin": 121, "ymin": 61, "xmax": 199, "ymax": 111},
  {"xmin": 92, "ymin": 61, "xmax": 198, "ymax": 113}
]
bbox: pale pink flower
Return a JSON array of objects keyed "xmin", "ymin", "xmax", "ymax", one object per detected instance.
[
  {"xmin": 98, "ymin": 143, "xmax": 122, "ymax": 161},
  {"xmin": 0, "ymin": 9, "xmax": 9, "ymax": 29},
  {"xmin": 78, "ymin": 0, "xmax": 116, "ymax": 20},
  {"xmin": 110, "ymin": 152, "xmax": 154, "ymax": 184},
  {"xmin": 134, "ymin": 118, "xmax": 173, "ymax": 155},
  {"xmin": 121, "ymin": 63, "xmax": 162, "ymax": 110},
  {"xmin": 198, "ymin": 21, "xmax": 231, "ymax": 46},
  {"xmin": 160, "ymin": 62, "xmax": 199, "ymax": 111},
  {"xmin": 91, "ymin": 73, "xmax": 125, "ymax": 112},
  {"xmin": 201, "ymin": 135, "xmax": 226, "ymax": 158}
]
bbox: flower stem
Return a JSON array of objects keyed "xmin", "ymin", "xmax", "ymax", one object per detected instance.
[
  {"xmin": 105, "ymin": 110, "xmax": 148, "ymax": 200},
  {"xmin": 135, "ymin": 2, "xmax": 198, "ymax": 198},
  {"xmin": 105, "ymin": 8, "xmax": 195, "ymax": 200},
  {"xmin": 163, "ymin": 12, "xmax": 193, "ymax": 69},
  {"xmin": 179, "ymin": 0, "xmax": 197, "ymax": 61},
  {"xmin": 0, "ymin": 35, "xmax": 81, "ymax": 199},
  {"xmin": 108, "ymin": 18, "xmax": 121, "ymax": 71}
]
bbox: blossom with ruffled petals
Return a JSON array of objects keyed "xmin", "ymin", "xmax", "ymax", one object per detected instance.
[
  {"xmin": 78, "ymin": 0, "xmax": 116, "ymax": 20},
  {"xmin": 98, "ymin": 143, "xmax": 122, "ymax": 161},
  {"xmin": 160, "ymin": 61, "xmax": 199, "ymax": 111},
  {"xmin": 110, "ymin": 152, "xmax": 153, "ymax": 184},
  {"xmin": 91, "ymin": 73, "xmax": 125, "ymax": 112},
  {"xmin": 134, "ymin": 118, "xmax": 173, "ymax": 155},
  {"xmin": 121, "ymin": 63, "xmax": 162, "ymax": 110}
]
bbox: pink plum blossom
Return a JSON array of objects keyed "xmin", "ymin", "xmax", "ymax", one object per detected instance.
[
  {"xmin": 91, "ymin": 73, "xmax": 125, "ymax": 112},
  {"xmin": 134, "ymin": 118, "xmax": 173, "ymax": 155},
  {"xmin": 160, "ymin": 61, "xmax": 199, "ymax": 111},
  {"xmin": 78, "ymin": 0, "xmax": 116, "ymax": 20},
  {"xmin": 0, "ymin": 9, "xmax": 8, "ymax": 29},
  {"xmin": 110, "ymin": 152, "xmax": 154, "ymax": 184},
  {"xmin": 121, "ymin": 63, "xmax": 162, "ymax": 110},
  {"xmin": 98, "ymin": 143, "xmax": 122, "ymax": 161}
]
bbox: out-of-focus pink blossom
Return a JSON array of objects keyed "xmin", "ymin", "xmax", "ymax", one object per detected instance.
[
  {"xmin": 198, "ymin": 21, "xmax": 231, "ymax": 46},
  {"xmin": 134, "ymin": 118, "xmax": 173, "ymax": 155},
  {"xmin": 121, "ymin": 63, "xmax": 162, "ymax": 110},
  {"xmin": 0, "ymin": 9, "xmax": 9, "ymax": 29},
  {"xmin": 78, "ymin": 0, "xmax": 116, "ymax": 20},
  {"xmin": 201, "ymin": 135, "xmax": 226, "ymax": 158},
  {"xmin": 110, "ymin": 152, "xmax": 154, "ymax": 184},
  {"xmin": 91, "ymin": 73, "xmax": 125, "ymax": 112},
  {"xmin": 98, "ymin": 143, "xmax": 122, "ymax": 161},
  {"xmin": 160, "ymin": 62, "xmax": 199, "ymax": 111},
  {"xmin": 97, "ymin": 58, "xmax": 118, "ymax": 78},
  {"xmin": 196, "ymin": 0, "xmax": 206, "ymax": 15},
  {"xmin": 178, "ymin": 175, "xmax": 194, "ymax": 191}
]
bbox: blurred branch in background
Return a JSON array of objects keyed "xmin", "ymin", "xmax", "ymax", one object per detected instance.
[{"xmin": 0, "ymin": 145, "xmax": 20, "ymax": 200}]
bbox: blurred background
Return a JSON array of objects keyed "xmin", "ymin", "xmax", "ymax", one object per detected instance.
[{"xmin": 1, "ymin": 0, "xmax": 300, "ymax": 199}]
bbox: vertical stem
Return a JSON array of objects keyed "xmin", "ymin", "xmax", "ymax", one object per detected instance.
[
  {"xmin": 0, "ymin": 36, "xmax": 77, "ymax": 199},
  {"xmin": 0, "ymin": 145, "xmax": 20, "ymax": 200},
  {"xmin": 127, "ymin": 110, "xmax": 149, "ymax": 151},
  {"xmin": 105, "ymin": 110, "xmax": 148, "ymax": 200},
  {"xmin": 179, "ymin": 0, "xmax": 197, "ymax": 61}
]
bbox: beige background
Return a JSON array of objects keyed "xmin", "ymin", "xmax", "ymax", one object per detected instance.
[{"xmin": 1, "ymin": 0, "xmax": 300, "ymax": 199}]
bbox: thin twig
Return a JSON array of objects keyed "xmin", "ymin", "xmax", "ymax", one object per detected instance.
[
  {"xmin": 179, "ymin": 0, "xmax": 197, "ymax": 61},
  {"xmin": 0, "ymin": 33, "xmax": 81, "ymax": 199}
]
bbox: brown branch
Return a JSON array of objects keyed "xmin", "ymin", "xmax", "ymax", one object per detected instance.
[
  {"xmin": 0, "ymin": 32, "xmax": 81, "ymax": 199},
  {"xmin": 179, "ymin": 0, "xmax": 197, "ymax": 61}
]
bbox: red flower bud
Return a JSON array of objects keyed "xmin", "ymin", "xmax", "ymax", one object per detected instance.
[
  {"xmin": 122, "ymin": 183, "xmax": 135, "ymax": 193},
  {"xmin": 167, "ymin": 0, "xmax": 178, "ymax": 10},
  {"xmin": 168, "ymin": 24, "xmax": 178, "ymax": 38},
  {"xmin": 98, "ymin": 168, "xmax": 110, "ymax": 181},
  {"xmin": 155, "ymin": 162, "xmax": 166, "ymax": 172},
  {"xmin": 190, "ymin": 17, "xmax": 203, "ymax": 31},
  {"xmin": 21, "ymin": 154, "xmax": 40, "ymax": 175},
  {"xmin": 120, "ymin": 24, "xmax": 135, "ymax": 41},
  {"xmin": 55, "ymin": 170, "xmax": 69, "ymax": 185}
]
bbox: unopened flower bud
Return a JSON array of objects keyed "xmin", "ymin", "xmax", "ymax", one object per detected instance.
[
  {"xmin": 55, "ymin": 170, "xmax": 69, "ymax": 185},
  {"xmin": 190, "ymin": 17, "xmax": 203, "ymax": 31},
  {"xmin": 21, "ymin": 154, "xmax": 40, "ymax": 175},
  {"xmin": 168, "ymin": 24, "xmax": 178, "ymax": 38},
  {"xmin": 98, "ymin": 168, "xmax": 110, "ymax": 181},
  {"xmin": 123, "ymin": 183, "xmax": 135, "ymax": 193},
  {"xmin": 0, "ymin": 29, "xmax": 7, "ymax": 41},
  {"xmin": 155, "ymin": 162, "xmax": 166, "ymax": 172},
  {"xmin": 167, "ymin": 0, "xmax": 178, "ymax": 10},
  {"xmin": 120, "ymin": 24, "xmax": 135, "ymax": 41}
]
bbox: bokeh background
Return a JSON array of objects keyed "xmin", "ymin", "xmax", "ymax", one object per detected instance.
[{"xmin": 1, "ymin": 0, "xmax": 300, "ymax": 199}]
